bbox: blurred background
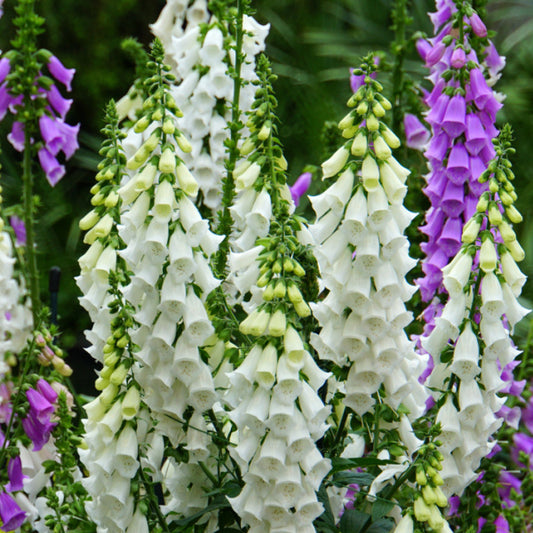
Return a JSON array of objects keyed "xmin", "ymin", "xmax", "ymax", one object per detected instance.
[{"xmin": 0, "ymin": 0, "xmax": 531, "ymax": 393}]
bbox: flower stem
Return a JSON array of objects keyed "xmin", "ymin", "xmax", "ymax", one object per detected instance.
[
  {"xmin": 214, "ymin": 0, "xmax": 245, "ymax": 278},
  {"xmin": 391, "ymin": 0, "xmax": 408, "ymax": 134},
  {"xmin": 22, "ymin": 120, "xmax": 40, "ymax": 327}
]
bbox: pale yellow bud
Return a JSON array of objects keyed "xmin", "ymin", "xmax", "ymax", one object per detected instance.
[
  {"xmin": 373, "ymin": 136, "xmax": 392, "ymax": 160},
  {"xmin": 488, "ymin": 203, "xmax": 502, "ymax": 225},
  {"xmin": 366, "ymin": 114, "xmax": 379, "ymax": 131},
  {"xmin": 273, "ymin": 279, "xmax": 286, "ymax": 299},
  {"xmin": 104, "ymin": 191, "xmax": 119, "ymax": 208},
  {"xmin": 480, "ymin": 238, "xmax": 497, "ymax": 273},
  {"xmin": 351, "ymin": 131, "xmax": 367, "ymax": 156},
  {"xmin": 287, "ymin": 283, "xmax": 303, "ymax": 304},
  {"xmin": 461, "ymin": 217, "xmax": 481, "ymax": 244},
  {"xmin": 159, "ymin": 148, "xmax": 177, "ymax": 173},
  {"xmin": 372, "ymin": 102, "xmax": 385, "ymax": 117},
  {"xmin": 338, "ymin": 111, "xmax": 355, "ymax": 130},
  {"xmin": 361, "ymin": 155, "xmax": 380, "ymax": 191},
  {"xmin": 91, "ymin": 191, "xmax": 105, "ymax": 206},
  {"xmin": 176, "ymin": 133, "xmax": 192, "ymax": 153},
  {"xmin": 176, "ymin": 162, "xmax": 199, "ymax": 197},
  {"xmin": 381, "ymin": 126, "xmax": 400, "ymax": 149},
  {"xmin": 257, "ymin": 121, "xmax": 271, "ymax": 141},
  {"xmin": 99, "ymin": 383, "xmax": 119, "ymax": 405},
  {"xmin": 79, "ymin": 210, "xmax": 100, "ymax": 231},
  {"xmin": 110, "ymin": 363, "xmax": 129, "ymax": 386},
  {"xmin": 506, "ymin": 239, "xmax": 525, "ymax": 262},
  {"xmin": 498, "ymin": 219, "xmax": 516, "ymax": 243},
  {"xmin": 268, "ymin": 309, "xmax": 287, "ymax": 337},
  {"xmin": 505, "ymin": 204, "xmax": 523, "ymax": 224},
  {"xmin": 294, "ymin": 300, "xmax": 311, "ymax": 317}
]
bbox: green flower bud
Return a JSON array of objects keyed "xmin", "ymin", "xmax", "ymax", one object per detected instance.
[
  {"xmin": 263, "ymin": 282, "xmax": 275, "ymax": 301},
  {"xmin": 461, "ymin": 216, "xmax": 482, "ymax": 244},
  {"xmin": 505, "ymin": 204, "xmax": 523, "ymax": 224},
  {"xmin": 374, "ymin": 136, "xmax": 392, "ymax": 160},
  {"xmin": 506, "ymin": 239, "xmax": 525, "ymax": 262},
  {"xmin": 273, "ymin": 279, "xmax": 286, "ymax": 298},
  {"xmin": 488, "ymin": 202, "xmax": 502, "ymax": 225},
  {"xmin": 79, "ymin": 210, "xmax": 99, "ymax": 231},
  {"xmin": 498, "ymin": 219, "xmax": 516, "ymax": 243},
  {"xmin": 366, "ymin": 114, "xmax": 379, "ymax": 131},
  {"xmin": 268, "ymin": 309, "xmax": 287, "ymax": 336},
  {"xmin": 92, "ymin": 192, "xmax": 105, "ymax": 205},
  {"xmin": 110, "ymin": 363, "xmax": 129, "ymax": 386},
  {"xmin": 159, "ymin": 148, "xmax": 177, "ymax": 173}
]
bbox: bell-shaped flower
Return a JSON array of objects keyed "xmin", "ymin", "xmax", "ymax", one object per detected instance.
[
  {"xmin": 450, "ymin": 322, "xmax": 480, "ymax": 380},
  {"xmin": 48, "ymin": 56, "xmax": 75, "ymax": 91},
  {"xmin": 6, "ymin": 456, "xmax": 26, "ymax": 492},
  {"xmin": 0, "ymin": 492, "xmax": 26, "ymax": 531},
  {"xmin": 322, "ymin": 145, "xmax": 349, "ymax": 179},
  {"xmin": 38, "ymin": 147, "xmax": 65, "ymax": 186},
  {"xmin": 480, "ymin": 271, "xmax": 504, "ymax": 320}
]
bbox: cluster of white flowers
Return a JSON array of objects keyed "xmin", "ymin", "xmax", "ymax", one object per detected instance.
[
  {"xmin": 227, "ymin": 241, "xmax": 331, "ymax": 533},
  {"xmin": 150, "ymin": 0, "xmax": 269, "ymax": 212},
  {"xmin": 422, "ymin": 147, "xmax": 529, "ymax": 496},
  {"xmin": 310, "ymin": 82, "xmax": 428, "ymax": 426}
]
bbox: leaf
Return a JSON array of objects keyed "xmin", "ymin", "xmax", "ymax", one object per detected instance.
[
  {"xmin": 332, "ymin": 471, "xmax": 375, "ymax": 487},
  {"xmin": 339, "ymin": 508, "xmax": 371, "ymax": 533},
  {"xmin": 331, "ymin": 457, "xmax": 392, "ymax": 472},
  {"xmin": 316, "ymin": 485, "xmax": 337, "ymax": 531},
  {"xmin": 371, "ymin": 498, "xmax": 395, "ymax": 522},
  {"xmin": 366, "ymin": 518, "xmax": 395, "ymax": 533}
]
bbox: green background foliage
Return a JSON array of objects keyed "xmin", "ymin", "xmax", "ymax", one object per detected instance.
[{"xmin": 0, "ymin": 0, "xmax": 531, "ymax": 390}]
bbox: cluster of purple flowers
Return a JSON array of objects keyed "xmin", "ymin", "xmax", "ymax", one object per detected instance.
[
  {"xmin": 0, "ymin": 378, "xmax": 57, "ymax": 531},
  {"xmin": 412, "ymin": 0, "xmax": 505, "ymax": 305},
  {"xmin": 0, "ymin": 54, "xmax": 79, "ymax": 186}
]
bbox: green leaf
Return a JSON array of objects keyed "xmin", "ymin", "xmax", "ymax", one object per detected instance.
[
  {"xmin": 371, "ymin": 498, "xmax": 395, "ymax": 522},
  {"xmin": 332, "ymin": 471, "xmax": 375, "ymax": 487},
  {"xmin": 331, "ymin": 457, "xmax": 392, "ymax": 472},
  {"xmin": 339, "ymin": 508, "xmax": 371, "ymax": 533},
  {"xmin": 366, "ymin": 518, "xmax": 395, "ymax": 533}
]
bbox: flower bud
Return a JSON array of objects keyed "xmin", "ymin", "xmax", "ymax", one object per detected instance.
[
  {"xmin": 99, "ymin": 383, "xmax": 118, "ymax": 405},
  {"xmin": 79, "ymin": 210, "xmax": 100, "ymax": 231},
  {"xmin": 413, "ymin": 497, "xmax": 431, "ymax": 522},
  {"xmin": 366, "ymin": 114, "xmax": 379, "ymax": 131},
  {"xmin": 351, "ymin": 132, "xmax": 367, "ymax": 156},
  {"xmin": 480, "ymin": 238, "xmax": 497, "ymax": 272},
  {"xmin": 498, "ymin": 219, "xmax": 516, "ymax": 243},
  {"xmin": 268, "ymin": 309, "xmax": 287, "ymax": 337},
  {"xmin": 133, "ymin": 115, "xmax": 150, "ymax": 133},
  {"xmin": 488, "ymin": 202, "xmax": 502, "ymax": 225},
  {"xmin": 381, "ymin": 126, "xmax": 400, "ymax": 149},
  {"xmin": 273, "ymin": 279, "xmax": 286, "ymax": 299},
  {"xmin": 287, "ymin": 283, "xmax": 303, "ymax": 304},
  {"xmin": 338, "ymin": 111, "xmax": 355, "ymax": 130},
  {"xmin": 257, "ymin": 121, "xmax": 271, "ymax": 141},
  {"xmin": 104, "ymin": 191, "xmax": 119, "ymax": 208},
  {"xmin": 159, "ymin": 148, "xmax": 177, "ymax": 173},
  {"xmin": 476, "ymin": 192, "xmax": 489, "ymax": 212},
  {"xmin": 505, "ymin": 205, "xmax": 522, "ymax": 224},
  {"xmin": 110, "ymin": 363, "xmax": 129, "ymax": 386},
  {"xmin": 294, "ymin": 300, "xmax": 311, "ymax": 317},
  {"xmin": 506, "ymin": 239, "xmax": 525, "ymax": 262},
  {"xmin": 461, "ymin": 216, "xmax": 481, "ymax": 243},
  {"xmin": 175, "ymin": 132, "xmax": 192, "ymax": 153},
  {"xmin": 374, "ymin": 136, "xmax": 392, "ymax": 160},
  {"xmin": 176, "ymin": 162, "xmax": 199, "ymax": 197}
]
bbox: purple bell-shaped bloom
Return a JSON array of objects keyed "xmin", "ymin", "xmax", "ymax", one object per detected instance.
[
  {"xmin": 39, "ymin": 114, "xmax": 79, "ymax": 159},
  {"xmin": 9, "ymin": 216, "xmax": 26, "ymax": 246},
  {"xmin": 423, "ymin": 171, "xmax": 447, "ymax": 204},
  {"xmin": 446, "ymin": 142, "xmax": 469, "ymax": 184},
  {"xmin": 420, "ymin": 208, "xmax": 445, "ymax": 239},
  {"xmin": 450, "ymin": 47, "xmax": 466, "ymax": 69},
  {"xmin": 36, "ymin": 379, "xmax": 58, "ymax": 404},
  {"xmin": 0, "ymin": 492, "xmax": 26, "ymax": 531},
  {"xmin": 7, "ymin": 121, "xmax": 25, "ymax": 152},
  {"xmin": 441, "ymin": 181, "xmax": 464, "ymax": 217},
  {"xmin": 22, "ymin": 412, "xmax": 56, "ymax": 451},
  {"xmin": 426, "ymin": 41, "xmax": 446, "ymax": 66},
  {"xmin": 289, "ymin": 172, "xmax": 312, "ymax": 206},
  {"xmin": 469, "ymin": 68, "xmax": 493, "ymax": 110},
  {"xmin": 425, "ymin": 132, "xmax": 450, "ymax": 162},
  {"xmin": 426, "ymin": 93, "xmax": 449, "ymax": 124},
  {"xmin": 47, "ymin": 56, "xmax": 75, "ymax": 92},
  {"xmin": 5, "ymin": 456, "xmax": 26, "ymax": 492},
  {"xmin": 38, "ymin": 147, "xmax": 65, "ymax": 186},
  {"xmin": 404, "ymin": 113, "xmax": 430, "ymax": 150},
  {"xmin": 498, "ymin": 470, "xmax": 521, "ymax": 507},
  {"xmin": 469, "ymin": 12, "xmax": 487, "ymax": 38},
  {"xmin": 0, "ymin": 58, "xmax": 10, "ymax": 84},
  {"xmin": 465, "ymin": 114, "xmax": 488, "ymax": 155},
  {"xmin": 485, "ymin": 41, "xmax": 506, "ymax": 80},
  {"xmin": 438, "ymin": 216, "xmax": 462, "ymax": 256},
  {"xmin": 26, "ymin": 388, "xmax": 55, "ymax": 423},
  {"xmin": 46, "ymin": 84, "xmax": 73, "ymax": 119},
  {"xmin": 494, "ymin": 515, "xmax": 510, "ymax": 533},
  {"xmin": 442, "ymin": 95, "xmax": 466, "ymax": 138}
]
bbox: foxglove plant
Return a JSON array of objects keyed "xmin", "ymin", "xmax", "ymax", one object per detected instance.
[
  {"xmin": 145, "ymin": 0, "xmax": 269, "ymax": 213},
  {"xmin": 421, "ymin": 127, "xmax": 529, "ymax": 499},
  {"xmin": 415, "ymin": 0, "xmax": 505, "ymax": 311},
  {"xmin": 225, "ymin": 55, "xmax": 330, "ymax": 533}
]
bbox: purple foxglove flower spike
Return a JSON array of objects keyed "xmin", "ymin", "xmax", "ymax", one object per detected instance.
[
  {"xmin": 290, "ymin": 172, "xmax": 312, "ymax": 206},
  {"xmin": 38, "ymin": 147, "xmax": 65, "ymax": 186},
  {"xmin": 9, "ymin": 216, "xmax": 26, "ymax": 246},
  {"xmin": 5, "ymin": 456, "xmax": 26, "ymax": 492},
  {"xmin": 47, "ymin": 55, "xmax": 75, "ymax": 92},
  {"xmin": 0, "ymin": 492, "xmax": 26, "ymax": 531}
]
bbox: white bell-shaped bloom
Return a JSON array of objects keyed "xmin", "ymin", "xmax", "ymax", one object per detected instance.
[{"xmin": 450, "ymin": 322, "xmax": 480, "ymax": 380}]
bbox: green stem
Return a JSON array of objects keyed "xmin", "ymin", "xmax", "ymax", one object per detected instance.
[
  {"xmin": 518, "ymin": 318, "xmax": 533, "ymax": 381},
  {"xmin": 332, "ymin": 407, "xmax": 349, "ymax": 454},
  {"xmin": 214, "ymin": 0, "xmax": 245, "ymax": 278},
  {"xmin": 22, "ymin": 123, "xmax": 40, "ymax": 327},
  {"xmin": 138, "ymin": 466, "xmax": 171, "ymax": 533},
  {"xmin": 391, "ymin": 0, "xmax": 407, "ymax": 134}
]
